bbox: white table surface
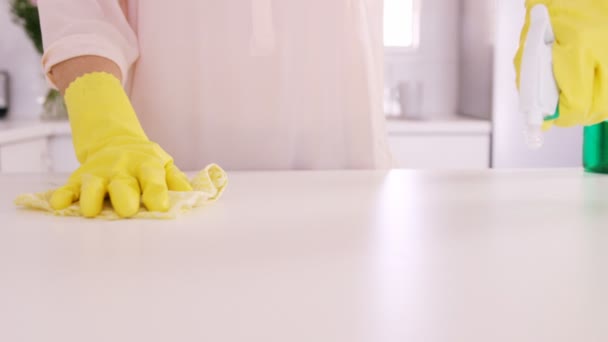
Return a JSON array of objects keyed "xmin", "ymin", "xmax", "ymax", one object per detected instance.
[{"xmin": 1, "ymin": 169, "xmax": 608, "ymax": 342}]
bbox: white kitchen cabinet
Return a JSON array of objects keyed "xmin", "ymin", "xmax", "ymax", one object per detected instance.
[
  {"xmin": 0, "ymin": 117, "xmax": 492, "ymax": 173},
  {"xmin": 0, "ymin": 138, "xmax": 50, "ymax": 173},
  {"xmin": 386, "ymin": 115, "xmax": 492, "ymax": 169},
  {"xmin": 48, "ymin": 135, "xmax": 78, "ymax": 173},
  {"xmin": 0, "ymin": 120, "xmax": 73, "ymax": 174},
  {"xmin": 388, "ymin": 134, "xmax": 490, "ymax": 169}
]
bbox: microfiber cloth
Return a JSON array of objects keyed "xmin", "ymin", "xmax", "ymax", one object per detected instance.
[{"xmin": 14, "ymin": 164, "xmax": 227, "ymax": 220}]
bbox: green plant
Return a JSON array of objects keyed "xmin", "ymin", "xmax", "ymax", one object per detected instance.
[
  {"xmin": 10, "ymin": 0, "xmax": 43, "ymax": 54},
  {"xmin": 10, "ymin": 0, "xmax": 68, "ymax": 120}
]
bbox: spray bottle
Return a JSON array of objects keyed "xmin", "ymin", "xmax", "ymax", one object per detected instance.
[
  {"xmin": 518, "ymin": 4, "xmax": 559, "ymax": 150},
  {"xmin": 519, "ymin": 4, "xmax": 608, "ymax": 173}
]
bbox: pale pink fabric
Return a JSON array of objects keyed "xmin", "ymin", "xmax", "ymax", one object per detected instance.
[{"xmin": 38, "ymin": 0, "xmax": 393, "ymax": 171}]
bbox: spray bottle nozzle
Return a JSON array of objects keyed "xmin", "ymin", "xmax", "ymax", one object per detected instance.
[
  {"xmin": 518, "ymin": 4, "xmax": 559, "ymax": 149},
  {"xmin": 525, "ymin": 124, "xmax": 544, "ymax": 150}
]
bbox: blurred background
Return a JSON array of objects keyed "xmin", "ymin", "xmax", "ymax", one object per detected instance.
[{"xmin": 0, "ymin": 0, "xmax": 583, "ymax": 173}]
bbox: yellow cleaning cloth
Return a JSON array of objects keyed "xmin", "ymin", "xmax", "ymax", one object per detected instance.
[{"xmin": 14, "ymin": 164, "xmax": 227, "ymax": 220}]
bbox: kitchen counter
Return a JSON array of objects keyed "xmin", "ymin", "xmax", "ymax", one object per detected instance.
[
  {"xmin": 386, "ymin": 114, "xmax": 491, "ymax": 135},
  {"xmin": 0, "ymin": 117, "xmax": 491, "ymax": 171},
  {"xmin": 0, "ymin": 116, "xmax": 491, "ymax": 140},
  {"xmin": 0, "ymin": 119, "xmax": 70, "ymax": 144},
  {"xmin": 1, "ymin": 169, "xmax": 607, "ymax": 342}
]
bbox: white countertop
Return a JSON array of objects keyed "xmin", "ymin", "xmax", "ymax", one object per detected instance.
[
  {"xmin": 0, "ymin": 119, "xmax": 71, "ymax": 144},
  {"xmin": 1, "ymin": 169, "xmax": 607, "ymax": 342},
  {"xmin": 386, "ymin": 114, "xmax": 492, "ymax": 135},
  {"xmin": 0, "ymin": 116, "xmax": 489, "ymax": 146}
]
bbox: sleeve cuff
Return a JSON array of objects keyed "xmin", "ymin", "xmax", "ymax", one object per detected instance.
[{"xmin": 41, "ymin": 33, "xmax": 137, "ymax": 89}]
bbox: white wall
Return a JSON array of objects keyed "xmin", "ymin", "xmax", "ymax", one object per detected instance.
[
  {"xmin": 4, "ymin": 0, "xmax": 460, "ymax": 122},
  {"xmin": 492, "ymin": 0, "xmax": 582, "ymax": 168},
  {"xmin": 384, "ymin": 0, "xmax": 461, "ymax": 118},
  {"xmin": 0, "ymin": 0, "xmax": 47, "ymax": 120}
]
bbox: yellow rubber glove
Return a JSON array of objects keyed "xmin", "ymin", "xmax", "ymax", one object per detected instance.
[
  {"xmin": 50, "ymin": 72, "xmax": 192, "ymax": 218},
  {"xmin": 514, "ymin": 0, "xmax": 608, "ymax": 128}
]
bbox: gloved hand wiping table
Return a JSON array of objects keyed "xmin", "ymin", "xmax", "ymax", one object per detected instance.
[{"xmin": 15, "ymin": 72, "xmax": 227, "ymax": 219}]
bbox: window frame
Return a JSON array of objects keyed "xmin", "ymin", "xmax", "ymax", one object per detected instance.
[{"xmin": 383, "ymin": 0, "xmax": 422, "ymax": 55}]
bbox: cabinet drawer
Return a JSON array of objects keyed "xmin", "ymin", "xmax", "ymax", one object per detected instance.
[
  {"xmin": 0, "ymin": 138, "xmax": 50, "ymax": 173},
  {"xmin": 388, "ymin": 134, "xmax": 490, "ymax": 169}
]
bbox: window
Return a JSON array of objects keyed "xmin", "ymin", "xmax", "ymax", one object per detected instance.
[{"xmin": 383, "ymin": 0, "xmax": 419, "ymax": 49}]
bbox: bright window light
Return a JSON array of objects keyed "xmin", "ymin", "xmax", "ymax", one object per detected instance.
[{"xmin": 384, "ymin": 0, "xmax": 416, "ymax": 48}]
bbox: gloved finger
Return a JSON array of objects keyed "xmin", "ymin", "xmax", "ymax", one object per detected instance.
[
  {"xmin": 588, "ymin": 60, "xmax": 608, "ymax": 126},
  {"xmin": 50, "ymin": 179, "xmax": 80, "ymax": 210},
  {"xmin": 79, "ymin": 174, "xmax": 108, "ymax": 218},
  {"xmin": 138, "ymin": 162, "xmax": 169, "ymax": 212},
  {"xmin": 108, "ymin": 175, "xmax": 141, "ymax": 218},
  {"xmin": 552, "ymin": 40, "xmax": 594, "ymax": 127},
  {"xmin": 165, "ymin": 163, "xmax": 192, "ymax": 191}
]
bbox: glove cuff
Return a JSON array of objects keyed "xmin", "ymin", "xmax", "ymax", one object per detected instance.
[{"xmin": 64, "ymin": 72, "xmax": 148, "ymax": 163}]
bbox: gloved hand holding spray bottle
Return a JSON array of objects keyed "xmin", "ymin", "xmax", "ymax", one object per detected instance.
[{"xmin": 516, "ymin": 1, "xmax": 608, "ymax": 173}]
